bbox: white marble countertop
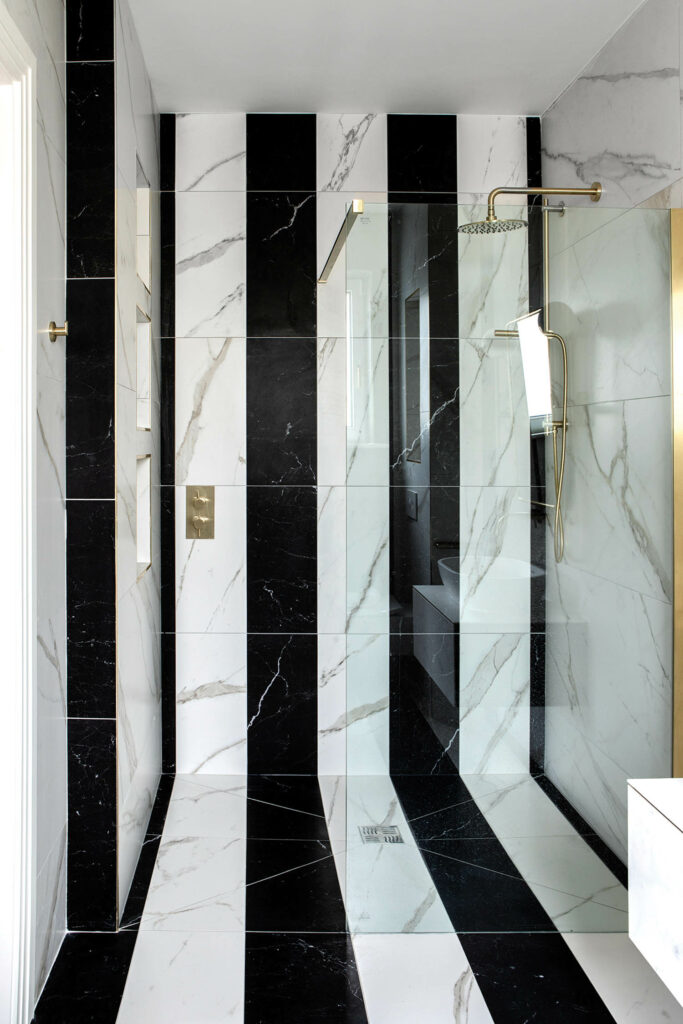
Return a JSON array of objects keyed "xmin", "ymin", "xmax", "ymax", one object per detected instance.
[{"xmin": 628, "ymin": 779, "xmax": 683, "ymax": 833}]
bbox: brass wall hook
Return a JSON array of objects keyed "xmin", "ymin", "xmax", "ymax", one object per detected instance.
[{"xmin": 48, "ymin": 320, "xmax": 68, "ymax": 343}]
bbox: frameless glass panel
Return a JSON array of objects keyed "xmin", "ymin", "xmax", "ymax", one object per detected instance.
[{"xmin": 342, "ymin": 201, "xmax": 672, "ymax": 935}]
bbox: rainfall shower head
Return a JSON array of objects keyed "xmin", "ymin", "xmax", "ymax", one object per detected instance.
[{"xmin": 458, "ymin": 217, "xmax": 527, "ymax": 235}]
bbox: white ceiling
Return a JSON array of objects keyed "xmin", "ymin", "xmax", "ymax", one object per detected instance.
[{"xmin": 128, "ymin": 0, "xmax": 646, "ymax": 115}]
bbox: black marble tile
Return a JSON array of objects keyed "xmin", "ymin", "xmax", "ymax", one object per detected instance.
[
  {"xmin": 33, "ymin": 931, "xmax": 137, "ymax": 1024},
  {"xmin": 389, "ymin": 633, "xmax": 459, "ymax": 775},
  {"xmin": 161, "ymin": 630, "xmax": 176, "ymax": 773},
  {"xmin": 530, "ymin": 631, "xmax": 545, "ymax": 772},
  {"xmin": 244, "ymin": 934, "xmax": 368, "ymax": 1024},
  {"xmin": 67, "ymin": 62, "xmax": 115, "ymax": 278},
  {"xmin": 66, "ymin": 0, "xmax": 114, "ymax": 61},
  {"xmin": 246, "ymin": 192, "xmax": 317, "ymax": 338},
  {"xmin": 419, "ymin": 838, "xmax": 555, "ymax": 932},
  {"xmin": 247, "ymin": 635, "xmax": 317, "ymax": 774},
  {"xmin": 247, "ymin": 339, "xmax": 317, "ymax": 485},
  {"xmin": 67, "ymin": 718, "xmax": 117, "ymax": 930},
  {"xmin": 246, "ymin": 113, "xmax": 316, "ymax": 191},
  {"xmin": 246, "ymin": 839, "xmax": 345, "ymax": 932},
  {"xmin": 160, "ymin": 486, "xmax": 175, "ymax": 627},
  {"xmin": 160, "ymin": 193, "xmax": 176, "ymax": 341},
  {"xmin": 459, "ymin": 932, "xmax": 616, "ymax": 1023},
  {"xmin": 119, "ymin": 773, "xmax": 174, "ymax": 931},
  {"xmin": 66, "ymin": 499, "xmax": 115, "ymax": 717},
  {"xmin": 247, "ymin": 487, "xmax": 317, "ymax": 632},
  {"xmin": 388, "ymin": 487, "xmax": 460, "ymax": 611},
  {"xmin": 66, "ymin": 278, "xmax": 115, "ymax": 499},
  {"xmin": 159, "ymin": 112, "xmax": 176, "ymax": 193},
  {"xmin": 427, "ymin": 205, "xmax": 460, "ymax": 336},
  {"xmin": 395, "ymin": 774, "xmax": 495, "ymax": 841},
  {"xmin": 247, "ymin": 775, "xmax": 328, "ymax": 839},
  {"xmin": 387, "ymin": 114, "xmax": 458, "ymax": 197},
  {"xmin": 429, "ymin": 339, "xmax": 460, "ymax": 483}
]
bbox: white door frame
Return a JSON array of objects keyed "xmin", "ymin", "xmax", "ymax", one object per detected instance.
[{"xmin": 0, "ymin": 5, "xmax": 36, "ymax": 1024}]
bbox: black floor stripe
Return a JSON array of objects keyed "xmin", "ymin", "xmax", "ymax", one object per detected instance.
[
  {"xmin": 244, "ymin": 776, "xmax": 369, "ymax": 1023},
  {"xmin": 244, "ymin": 933, "xmax": 367, "ymax": 1024},
  {"xmin": 393, "ymin": 769, "xmax": 617, "ymax": 1022},
  {"xmin": 33, "ymin": 772, "xmax": 174, "ymax": 1023},
  {"xmin": 459, "ymin": 932, "xmax": 617, "ymax": 1024}
]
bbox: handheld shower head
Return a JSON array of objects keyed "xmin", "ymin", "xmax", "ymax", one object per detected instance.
[{"xmin": 458, "ymin": 217, "xmax": 527, "ymax": 235}]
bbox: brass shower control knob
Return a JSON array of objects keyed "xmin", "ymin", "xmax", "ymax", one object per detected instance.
[{"xmin": 185, "ymin": 485, "xmax": 215, "ymax": 539}]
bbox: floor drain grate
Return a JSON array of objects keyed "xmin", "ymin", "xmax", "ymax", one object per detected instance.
[{"xmin": 358, "ymin": 825, "xmax": 404, "ymax": 844}]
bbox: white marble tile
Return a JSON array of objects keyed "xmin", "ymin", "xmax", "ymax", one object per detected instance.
[
  {"xmin": 346, "ymin": 203, "xmax": 389, "ymax": 339},
  {"xmin": 529, "ymin": 882, "xmax": 628, "ymax": 932},
  {"xmin": 176, "ymin": 634, "xmax": 247, "ymax": 774},
  {"xmin": 346, "ymin": 487, "xmax": 390, "ymax": 635},
  {"xmin": 176, "ymin": 113, "xmax": 246, "ymax": 191},
  {"xmin": 116, "ymin": 0, "xmax": 159, "ymax": 192},
  {"xmin": 506, "ymin": 834, "xmax": 627, "ymax": 911},
  {"xmin": 629, "ymin": 785, "xmax": 683, "ymax": 1008},
  {"xmin": 459, "ymin": 485, "xmax": 530, "ymax": 630},
  {"xmin": 318, "ymin": 633, "xmax": 347, "ymax": 776},
  {"xmin": 353, "ymin": 933, "xmax": 494, "ymax": 1024},
  {"xmin": 34, "ymin": 827, "xmax": 66, "ymax": 1001},
  {"xmin": 347, "ymin": 336, "xmax": 389, "ymax": 486},
  {"xmin": 163, "ymin": 775, "xmax": 247, "ymax": 839},
  {"xmin": 564, "ymin": 932, "xmax": 683, "ymax": 1022},
  {"xmin": 546, "ymin": 711, "xmax": 632, "ymax": 863},
  {"xmin": 459, "ymin": 632, "xmax": 530, "ymax": 773},
  {"xmin": 459, "ymin": 336, "xmax": 530, "ymax": 487},
  {"xmin": 559, "ymin": 397, "xmax": 672, "ymax": 603},
  {"xmin": 345, "ymin": 776, "xmax": 453, "ymax": 935},
  {"xmin": 319, "ymin": 774, "xmax": 347, "ymax": 901},
  {"xmin": 4, "ymin": 0, "xmax": 66, "ymax": 1003},
  {"xmin": 548, "ymin": 207, "xmax": 671, "ymax": 406},
  {"xmin": 317, "ymin": 114, "xmax": 387, "ymax": 193},
  {"xmin": 318, "ymin": 485, "xmax": 346, "ymax": 634},
  {"xmin": 175, "ymin": 191, "xmax": 246, "ymax": 338},
  {"xmin": 117, "ymin": 931, "xmax": 245, "ymax": 1023},
  {"xmin": 458, "ymin": 201, "xmax": 529, "ymax": 339},
  {"xmin": 317, "ymin": 336, "xmax": 347, "ymax": 487},
  {"xmin": 544, "ymin": 562, "xmax": 672, "ymax": 860},
  {"xmin": 140, "ymin": 835, "xmax": 245, "ymax": 932},
  {"xmin": 457, "ymin": 115, "xmax": 527, "ymax": 200},
  {"xmin": 542, "ymin": 0, "xmax": 681, "ymax": 208},
  {"xmin": 118, "ymin": 717, "xmax": 161, "ymax": 915},
  {"xmin": 175, "ymin": 486, "xmax": 246, "ymax": 633},
  {"xmin": 116, "ymin": 183, "xmax": 138, "ymax": 394},
  {"xmin": 175, "ymin": 337, "xmax": 246, "ymax": 485},
  {"xmin": 462, "ymin": 773, "xmax": 581, "ymax": 839},
  {"xmin": 345, "ymin": 634, "xmax": 390, "ymax": 776}
]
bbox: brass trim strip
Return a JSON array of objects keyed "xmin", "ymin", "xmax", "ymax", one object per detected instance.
[
  {"xmin": 672, "ymin": 209, "xmax": 683, "ymax": 777},
  {"xmin": 318, "ymin": 199, "xmax": 364, "ymax": 284}
]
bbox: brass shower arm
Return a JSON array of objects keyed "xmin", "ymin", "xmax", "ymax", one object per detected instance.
[{"xmin": 486, "ymin": 183, "xmax": 602, "ymax": 223}]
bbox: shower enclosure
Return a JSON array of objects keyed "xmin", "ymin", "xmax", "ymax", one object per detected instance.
[{"xmin": 330, "ymin": 196, "xmax": 674, "ymax": 935}]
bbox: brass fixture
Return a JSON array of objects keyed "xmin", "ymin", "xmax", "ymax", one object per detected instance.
[
  {"xmin": 466, "ymin": 181, "xmax": 602, "ymax": 563},
  {"xmin": 185, "ymin": 485, "xmax": 215, "ymax": 539},
  {"xmin": 48, "ymin": 320, "xmax": 69, "ymax": 342},
  {"xmin": 495, "ymin": 321, "xmax": 568, "ymax": 562},
  {"xmin": 458, "ymin": 183, "xmax": 602, "ymax": 235},
  {"xmin": 671, "ymin": 210, "xmax": 683, "ymax": 776},
  {"xmin": 318, "ymin": 199, "xmax": 364, "ymax": 283}
]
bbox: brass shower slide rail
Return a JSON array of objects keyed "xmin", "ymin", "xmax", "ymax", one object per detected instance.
[{"xmin": 318, "ymin": 199, "xmax": 364, "ymax": 284}]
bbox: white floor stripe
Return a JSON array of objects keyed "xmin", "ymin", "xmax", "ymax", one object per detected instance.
[
  {"xmin": 352, "ymin": 933, "xmax": 494, "ymax": 1024},
  {"xmin": 563, "ymin": 933, "xmax": 683, "ymax": 1023},
  {"xmin": 116, "ymin": 775, "xmax": 247, "ymax": 1023}
]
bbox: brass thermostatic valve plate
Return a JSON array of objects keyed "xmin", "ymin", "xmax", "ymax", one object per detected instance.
[{"xmin": 185, "ymin": 485, "xmax": 215, "ymax": 539}]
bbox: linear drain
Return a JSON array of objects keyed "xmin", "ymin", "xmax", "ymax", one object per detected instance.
[{"xmin": 358, "ymin": 825, "xmax": 404, "ymax": 844}]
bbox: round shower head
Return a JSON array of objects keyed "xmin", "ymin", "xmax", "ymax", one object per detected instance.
[{"xmin": 458, "ymin": 217, "xmax": 527, "ymax": 235}]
